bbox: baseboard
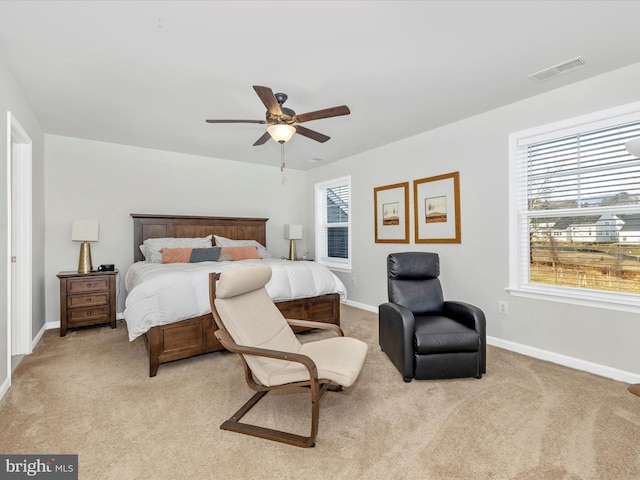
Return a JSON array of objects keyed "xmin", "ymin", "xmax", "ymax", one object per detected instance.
[
  {"xmin": 345, "ymin": 300, "xmax": 377, "ymax": 313},
  {"xmin": 0, "ymin": 324, "xmax": 47, "ymax": 403},
  {"xmin": 487, "ymin": 336, "xmax": 640, "ymax": 384},
  {"xmin": 0, "ymin": 376, "xmax": 9, "ymax": 401},
  {"xmin": 32, "ymin": 323, "xmax": 47, "ymax": 350},
  {"xmin": 46, "ymin": 320, "xmax": 60, "ymax": 331},
  {"xmin": 346, "ymin": 300, "xmax": 640, "ymax": 385},
  {"xmin": 45, "ymin": 313, "xmax": 124, "ymax": 330}
]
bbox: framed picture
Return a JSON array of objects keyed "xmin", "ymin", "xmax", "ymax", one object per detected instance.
[
  {"xmin": 374, "ymin": 182, "xmax": 410, "ymax": 243},
  {"xmin": 413, "ymin": 171, "xmax": 461, "ymax": 243}
]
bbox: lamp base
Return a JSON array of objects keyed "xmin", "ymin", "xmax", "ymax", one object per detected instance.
[
  {"xmin": 289, "ymin": 239, "xmax": 297, "ymax": 261},
  {"xmin": 78, "ymin": 241, "xmax": 93, "ymax": 273}
]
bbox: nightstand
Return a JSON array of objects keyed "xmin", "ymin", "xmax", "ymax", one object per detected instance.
[{"xmin": 57, "ymin": 270, "xmax": 118, "ymax": 336}]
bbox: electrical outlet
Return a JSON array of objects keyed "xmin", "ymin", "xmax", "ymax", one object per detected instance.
[
  {"xmin": 498, "ymin": 301, "xmax": 509, "ymax": 314},
  {"xmin": 351, "ymin": 277, "xmax": 357, "ymax": 286}
]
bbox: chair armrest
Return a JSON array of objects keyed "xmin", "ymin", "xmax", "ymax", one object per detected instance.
[
  {"xmin": 442, "ymin": 301, "xmax": 486, "ymax": 337},
  {"xmin": 214, "ymin": 328, "xmax": 318, "ymax": 376},
  {"xmin": 378, "ymin": 302, "xmax": 415, "ymax": 381},
  {"xmin": 443, "ymin": 301, "xmax": 487, "ymax": 375},
  {"xmin": 286, "ymin": 318, "xmax": 344, "ymax": 337}
]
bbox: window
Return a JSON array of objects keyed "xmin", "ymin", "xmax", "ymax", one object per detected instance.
[
  {"xmin": 509, "ymin": 102, "xmax": 640, "ymax": 310},
  {"xmin": 315, "ymin": 176, "xmax": 351, "ymax": 270}
]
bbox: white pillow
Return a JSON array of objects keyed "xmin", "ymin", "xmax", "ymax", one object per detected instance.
[
  {"xmin": 142, "ymin": 235, "xmax": 213, "ymax": 263},
  {"xmin": 214, "ymin": 234, "xmax": 272, "ymax": 259}
]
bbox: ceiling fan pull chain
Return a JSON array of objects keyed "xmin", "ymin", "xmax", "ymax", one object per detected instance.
[{"xmin": 280, "ymin": 143, "xmax": 285, "ymax": 172}]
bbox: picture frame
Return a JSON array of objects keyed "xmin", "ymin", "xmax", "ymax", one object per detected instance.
[
  {"xmin": 413, "ymin": 171, "xmax": 461, "ymax": 243},
  {"xmin": 374, "ymin": 182, "xmax": 410, "ymax": 243}
]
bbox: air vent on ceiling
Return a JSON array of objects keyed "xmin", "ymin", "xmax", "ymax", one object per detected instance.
[{"xmin": 528, "ymin": 56, "xmax": 587, "ymax": 83}]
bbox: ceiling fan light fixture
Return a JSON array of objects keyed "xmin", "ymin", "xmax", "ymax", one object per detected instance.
[
  {"xmin": 267, "ymin": 124, "xmax": 296, "ymax": 143},
  {"xmin": 625, "ymin": 137, "xmax": 640, "ymax": 157}
]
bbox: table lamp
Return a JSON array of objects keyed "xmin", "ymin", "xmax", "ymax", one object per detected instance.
[
  {"xmin": 72, "ymin": 220, "xmax": 99, "ymax": 273},
  {"xmin": 283, "ymin": 224, "xmax": 302, "ymax": 261}
]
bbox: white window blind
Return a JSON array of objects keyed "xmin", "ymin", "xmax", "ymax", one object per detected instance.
[
  {"xmin": 315, "ymin": 176, "xmax": 351, "ymax": 270},
  {"xmin": 526, "ymin": 122, "xmax": 640, "ymax": 211},
  {"xmin": 510, "ymin": 103, "xmax": 640, "ymax": 308}
]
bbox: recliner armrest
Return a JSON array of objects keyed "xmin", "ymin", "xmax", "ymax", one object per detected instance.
[
  {"xmin": 443, "ymin": 301, "xmax": 485, "ymax": 333},
  {"xmin": 378, "ymin": 302, "xmax": 416, "ymax": 381},
  {"xmin": 443, "ymin": 300, "xmax": 487, "ymax": 374}
]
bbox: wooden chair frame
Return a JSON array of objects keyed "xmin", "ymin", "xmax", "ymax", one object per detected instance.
[{"xmin": 209, "ymin": 273, "xmax": 345, "ymax": 448}]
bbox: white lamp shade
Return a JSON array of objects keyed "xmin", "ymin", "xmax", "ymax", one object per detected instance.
[
  {"xmin": 625, "ymin": 137, "xmax": 640, "ymax": 158},
  {"xmin": 284, "ymin": 224, "xmax": 303, "ymax": 240},
  {"xmin": 71, "ymin": 220, "xmax": 99, "ymax": 242},
  {"xmin": 267, "ymin": 124, "xmax": 296, "ymax": 143}
]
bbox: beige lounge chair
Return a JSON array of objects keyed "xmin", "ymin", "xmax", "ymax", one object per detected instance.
[{"xmin": 208, "ymin": 265, "xmax": 367, "ymax": 447}]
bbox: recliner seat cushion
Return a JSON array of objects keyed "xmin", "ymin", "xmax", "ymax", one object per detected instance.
[{"xmin": 414, "ymin": 315, "xmax": 480, "ymax": 354}]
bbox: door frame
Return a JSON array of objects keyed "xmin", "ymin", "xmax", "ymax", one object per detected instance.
[{"xmin": 7, "ymin": 112, "xmax": 32, "ymax": 363}]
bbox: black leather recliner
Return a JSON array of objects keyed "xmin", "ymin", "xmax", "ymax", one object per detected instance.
[{"xmin": 378, "ymin": 252, "xmax": 486, "ymax": 382}]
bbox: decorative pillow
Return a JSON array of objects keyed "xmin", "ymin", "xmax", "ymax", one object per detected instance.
[
  {"xmin": 142, "ymin": 235, "xmax": 212, "ymax": 263},
  {"xmin": 189, "ymin": 247, "xmax": 222, "ymax": 263},
  {"xmin": 221, "ymin": 246, "xmax": 261, "ymax": 260},
  {"xmin": 218, "ymin": 250, "xmax": 233, "ymax": 262},
  {"xmin": 214, "ymin": 235, "xmax": 272, "ymax": 259},
  {"xmin": 161, "ymin": 247, "xmax": 193, "ymax": 264}
]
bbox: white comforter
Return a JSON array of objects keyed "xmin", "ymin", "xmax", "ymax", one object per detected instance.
[{"xmin": 123, "ymin": 259, "xmax": 347, "ymax": 341}]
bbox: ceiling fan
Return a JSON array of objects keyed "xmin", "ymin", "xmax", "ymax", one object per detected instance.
[{"xmin": 206, "ymin": 85, "xmax": 351, "ymax": 146}]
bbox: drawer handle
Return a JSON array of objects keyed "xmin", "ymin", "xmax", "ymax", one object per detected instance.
[
  {"xmin": 87, "ymin": 311, "xmax": 92, "ymax": 316},
  {"xmin": 86, "ymin": 283, "xmax": 92, "ymax": 287},
  {"xmin": 86, "ymin": 298, "xmax": 92, "ymax": 302}
]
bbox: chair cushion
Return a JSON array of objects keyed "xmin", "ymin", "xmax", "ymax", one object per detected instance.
[
  {"xmin": 264, "ymin": 337, "xmax": 368, "ymax": 388},
  {"xmin": 388, "ymin": 252, "xmax": 439, "ymax": 280},
  {"xmin": 414, "ymin": 315, "xmax": 480, "ymax": 354},
  {"xmin": 215, "ymin": 264, "xmax": 272, "ymax": 298},
  {"xmin": 388, "ymin": 278, "xmax": 444, "ymax": 314},
  {"xmin": 215, "ymin": 288, "xmax": 302, "ymax": 382},
  {"xmin": 214, "ymin": 265, "xmax": 303, "ymax": 386},
  {"xmin": 214, "ymin": 264, "xmax": 367, "ymax": 388},
  {"xmin": 387, "ymin": 252, "xmax": 444, "ymax": 314}
]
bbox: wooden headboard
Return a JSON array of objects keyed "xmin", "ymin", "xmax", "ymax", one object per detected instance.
[{"xmin": 131, "ymin": 214, "xmax": 268, "ymax": 262}]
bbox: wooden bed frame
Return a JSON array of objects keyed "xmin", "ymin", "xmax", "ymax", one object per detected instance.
[{"xmin": 130, "ymin": 214, "xmax": 341, "ymax": 376}]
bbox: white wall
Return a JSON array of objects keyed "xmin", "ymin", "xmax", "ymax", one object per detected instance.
[
  {"xmin": 306, "ymin": 62, "xmax": 640, "ymax": 380},
  {"xmin": 44, "ymin": 136, "xmax": 307, "ymax": 321},
  {"xmin": 0, "ymin": 55, "xmax": 46, "ymax": 395}
]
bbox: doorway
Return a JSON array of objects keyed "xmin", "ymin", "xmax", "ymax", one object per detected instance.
[{"xmin": 7, "ymin": 112, "xmax": 33, "ymax": 373}]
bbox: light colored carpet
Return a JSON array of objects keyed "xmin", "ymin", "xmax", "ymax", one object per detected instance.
[{"xmin": 1, "ymin": 305, "xmax": 639, "ymax": 480}]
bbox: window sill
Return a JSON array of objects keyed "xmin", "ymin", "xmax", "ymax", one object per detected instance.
[{"xmin": 507, "ymin": 285, "xmax": 640, "ymax": 314}]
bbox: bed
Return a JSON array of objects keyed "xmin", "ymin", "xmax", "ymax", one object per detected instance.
[{"xmin": 125, "ymin": 214, "xmax": 344, "ymax": 376}]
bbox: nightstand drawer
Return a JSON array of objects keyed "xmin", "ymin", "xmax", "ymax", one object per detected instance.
[
  {"xmin": 67, "ymin": 277, "xmax": 109, "ymax": 294},
  {"xmin": 67, "ymin": 293, "xmax": 109, "ymax": 308},
  {"xmin": 68, "ymin": 306, "xmax": 110, "ymax": 323}
]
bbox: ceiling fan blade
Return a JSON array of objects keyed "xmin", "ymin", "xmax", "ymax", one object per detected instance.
[
  {"xmin": 295, "ymin": 105, "xmax": 350, "ymax": 123},
  {"xmin": 253, "ymin": 85, "xmax": 282, "ymax": 116},
  {"xmin": 295, "ymin": 125, "xmax": 330, "ymax": 143},
  {"xmin": 206, "ymin": 119, "xmax": 266, "ymax": 124},
  {"xmin": 253, "ymin": 131, "xmax": 272, "ymax": 146}
]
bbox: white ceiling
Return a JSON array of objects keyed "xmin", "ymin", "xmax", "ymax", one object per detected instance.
[{"xmin": 2, "ymin": 1, "xmax": 640, "ymax": 170}]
